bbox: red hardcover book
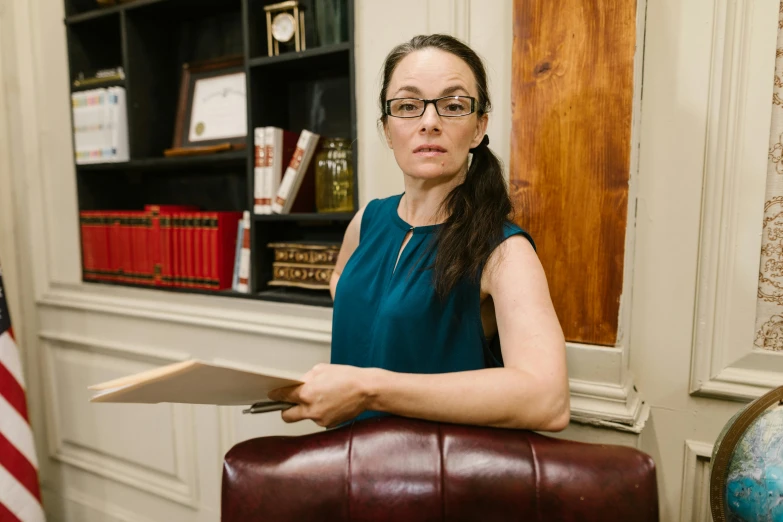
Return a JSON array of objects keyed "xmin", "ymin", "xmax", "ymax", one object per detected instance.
[
  {"xmin": 148, "ymin": 208, "xmax": 163, "ymax": 286},
  {"xmin": 130, "ymin": 212, "xmax": 142, "ymax": 285},
  {"xmin": 179, "ymin": 212, "xmax": 189, "ymax": 288},
  {"xmin": 119, "ymin": 212, "xmax": 133, "ymax": 284},
  {"xmin": 201, "ymin": 212, "xmax": 212, "ymax": 290},
  {"xmin": 95, "ymin": 211, "xmax": 111, "ymax": 282},
  {"xmin": 191, "ymin": 213, "xmax": 200, "ymax": 288},
  {"xmin": 107, "ymin": 211, "xmax": 120, "ymax": 282},
  {"xmin": 129, "ymin": 211, "xmax": 141, "ymax": 285},
  {"xmin": 289, "ymin": 149, "xmax": 317, "ymax": 214},
  {"xmin": 144, "ymin": 205, "xmax": 198, "ymax": 287},
  {"xmin": 142, "ymin": 212, "xmax": 154, "ymax": 286},
  {"xmin": 201, "ymin": 213, "xmax": 212, "ymax": 290},
  {"xmin": 172, "ymin": 212, "xmax": 182, "ymax": 288},
  {"xmin": 128, "ymin": 211, "xmax": 140, "ymax": 285},
  {"xmin": 128, "ymin": 212, "xmax": 140, "ymax": 285},
  {"xmin": 93, "ymin": 212, "xmax": 104, "ymax": 280},
  {"xmin": 160, "ymin": 214, "xmax": 172, "ymax": 287},
  {"xmin": 207, "ymin": 213, "xmax": 218, "ymax": 290},
  {"xmin": 106, "ymin": 212, "xmax": 118, "ymax": 282},
  {"xmin": 90, "ymin": 211, "xmax": 103, "ymax": 281},
  {"xmin": 112, "ymin": 211, "xmax": 124, "ymax": 283},
  {"xmin": 183, "ymin": 213, "xmax": 194, "ymax": 288},
  {"xmin": 192, "ymin": 213, "xmax": 202, "ymax": 289},
  {"xmin": 194, "ymin": 213, "xmax": 202, "ymax": 289},
  {"xmin": 79, "ymin": 211, "xmax": 96, "ymax": 281}
]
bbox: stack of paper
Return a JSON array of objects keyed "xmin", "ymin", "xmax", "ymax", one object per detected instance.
[{"xmin": 88, "ymin": 359, "xmax": 303, "ymax": 406}]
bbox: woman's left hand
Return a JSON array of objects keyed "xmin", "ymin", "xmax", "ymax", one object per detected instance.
[{"xmin": 267, "ymin": 363, "xmax": 373, "ymax": 428}]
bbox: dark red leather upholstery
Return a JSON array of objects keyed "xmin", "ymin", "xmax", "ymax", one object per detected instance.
[{"xmin": 222, "ymin": 416, "xmax": 658, "ymax": 521}]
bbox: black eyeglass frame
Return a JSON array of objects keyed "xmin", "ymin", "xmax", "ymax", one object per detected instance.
[{"xmin": 384, "ymin": 96, "xmax": 477, "ymax": 118}]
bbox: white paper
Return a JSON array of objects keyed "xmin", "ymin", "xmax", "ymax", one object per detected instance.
[
  {"xmin": 88, "ymin": 359, "xmax": 303, "ymax": 406},
  {"xmin": 188, "ymin": 72, "xmax": 247, "ymax": 142}
]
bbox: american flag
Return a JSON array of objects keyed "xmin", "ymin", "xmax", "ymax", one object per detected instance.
[{"xmin": 0, "ymin": 266, "xmax": 45, "ymax": 521}]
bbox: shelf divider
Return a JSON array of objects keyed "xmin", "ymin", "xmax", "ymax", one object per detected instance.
[
  {"xmin": 248, "ymin": 42, "xmax": 351, "ymax": 68},
  {"xmin": 75, "ymin": 151, "xmax": 248, "ymax": 171}
]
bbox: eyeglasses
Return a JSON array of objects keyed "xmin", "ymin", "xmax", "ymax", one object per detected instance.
[{"xmin": 385, "ymin": 96, "xmax": 477, "ymax": 118}]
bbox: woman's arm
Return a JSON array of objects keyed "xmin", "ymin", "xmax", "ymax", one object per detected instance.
[
  {"xmin": 364, "ymin": 235, "xmax": 569, "ymax": 431},
  {"xmin": 270, "ymin": 235, "xmax": 570, "ymax": 431},
  {"xmin": 328, "ymin": 205, "xmax": 366, "ymax": 299}
]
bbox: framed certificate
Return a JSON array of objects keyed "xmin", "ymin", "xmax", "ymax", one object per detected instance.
[{"xmin": 168, "ymin": 55, "xmax": 247, "ymax": 155}]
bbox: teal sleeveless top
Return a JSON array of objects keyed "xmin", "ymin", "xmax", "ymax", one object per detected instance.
[{"xmin": 330, "ymin": 194, "xmax": 535, "ymax": 423}]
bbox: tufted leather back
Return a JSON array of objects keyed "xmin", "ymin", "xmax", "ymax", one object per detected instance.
[{"xmin": 222, "ymin": 416, "xmax": 658, "ymax": 522}]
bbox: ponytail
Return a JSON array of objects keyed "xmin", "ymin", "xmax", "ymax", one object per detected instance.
[{"xmin": 432, "ymin": 136, "xmax": 513, "ymax": 298}]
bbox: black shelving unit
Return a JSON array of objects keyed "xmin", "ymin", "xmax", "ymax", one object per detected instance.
[{"xmin": 64, "ymin": 0, "xmax": 356, "ymax": 308}]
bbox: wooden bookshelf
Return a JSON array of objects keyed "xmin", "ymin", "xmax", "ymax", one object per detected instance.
[{"xmin": 64, "ymin": 0, "xmax": 357, "ymax": 307}]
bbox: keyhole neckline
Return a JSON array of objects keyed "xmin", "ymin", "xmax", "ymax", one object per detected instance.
[{"xmin": 392, "ymin": 193, "xmax": 442, "ymax": 235}]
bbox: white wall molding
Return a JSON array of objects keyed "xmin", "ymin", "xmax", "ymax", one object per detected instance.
[
  {"xmin": 425, "ymin": 0, "xmax": 470, "ymax": 40},
  {"xmin": 690, "ymin": 0, "xmax": 781, "ymax": 401},
  {"xmin": 38, "ymin": 333, "xmax": 200, "ymax": 508},
  {"xmin": 563, "ymin": 342, "xmax": 647, "ymax": 432},
  {"xmin": 569, "ymin": 375, "xmax": 649, "ymax": 433},
  {"xmin": 452, "ymin": 0, "xmax": 470, "ymax": 42},
  {"xmin": 39, "ymin": 331, "xmax": 192, "ymax": 366},
  {"xmin": 39, "ymin": 281, "xmax": 332, "ymax": 344},
  {"xmin": 679, "ymin": 440, "xmax": 713, "ymax": 522},
  {"xmin": 218, "ymin": 406, "xmax": 238, "ymax": 473},
  {"xmin": 60, "ymin": 488, "xmax": 158, "ymax": 522},
  {"xmin": 692, "ymin": 366, "xmax": 783, "ymax": 401},
  {"xmin": 617, "ymin": 0, "xmax": 649, "ymax": 353}
]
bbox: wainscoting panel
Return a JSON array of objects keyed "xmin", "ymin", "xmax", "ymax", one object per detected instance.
[
  {"xmin": 679, "ymin": 440, "xmax": 713, "ymax": 522},
  {"xmin": 39, "ymin": 334, "xmax": 199, "ymax": 507},
  {"xmin": 690, "ymin": 0, "xmax": 782, "ymax": 401}
]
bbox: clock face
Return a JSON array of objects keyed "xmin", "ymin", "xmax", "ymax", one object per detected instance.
[{"xmin": 272, "ymin": 12, "xmax": 296, "ymax": 43}]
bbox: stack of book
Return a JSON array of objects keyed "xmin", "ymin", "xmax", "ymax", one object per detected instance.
[
  {"xmin": 267, "ymin": 241, "xmax": 340, "ymax": 290},
  {"xmin": 71, "ymin": 86, "xmax": 129, "ymax": 164},
  {"xmin": 253, "ymin": 127, "xmax": 320, "ymax": 215},
  {"xmin": 79, "ymin": 205, "xmax": 243, "ymax": 290}
]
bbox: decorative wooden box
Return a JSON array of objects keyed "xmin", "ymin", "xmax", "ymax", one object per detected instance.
[{"xmin": 267, "ymin": 241, "xmax": 340, "ymax": 290}]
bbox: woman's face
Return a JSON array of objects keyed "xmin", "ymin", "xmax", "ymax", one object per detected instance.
[{"xmin": 383, "ymin": 48, "xmax": 488, "ymax": 182}]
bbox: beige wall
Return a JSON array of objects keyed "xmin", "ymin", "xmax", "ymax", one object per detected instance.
[
  {"xmin": 356, "ymin": 0, "xmax": 514, "ymax": 202},
  {"xmin": 633, "ymin": 0, "xmax": 780, "ymax": 520}
]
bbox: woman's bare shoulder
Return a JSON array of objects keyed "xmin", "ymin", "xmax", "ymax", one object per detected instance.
[{"xmin": 345, "ymin": 203, "xmax": 368, "ymax": 243}]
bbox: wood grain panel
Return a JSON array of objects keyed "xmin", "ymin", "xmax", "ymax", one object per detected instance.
[{"xmin": 510, "ymin": 0, "xmax": 636, "ymax": 346}]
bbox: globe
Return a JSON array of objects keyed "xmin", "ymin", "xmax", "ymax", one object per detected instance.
[{"xmin": 710, "ymin": 385, "xmax": 783, "ymax": 522}]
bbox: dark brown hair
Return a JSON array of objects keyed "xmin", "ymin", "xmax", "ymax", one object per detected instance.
[{"xmin": 379, "ymin": 34, "xmax": 514, "ymax": 298}]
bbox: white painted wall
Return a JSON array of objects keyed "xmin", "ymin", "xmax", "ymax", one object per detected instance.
[
  {"xmin": 355, "ymin": 0, "xmax": 514, "ymax": 202},
  {"xmin": 633, "ymin": 0, "xmax": 780, "ymax": 520},
  {"xmin": 2, "ymin": 0, "xmax": 779, "ymax": 520}
]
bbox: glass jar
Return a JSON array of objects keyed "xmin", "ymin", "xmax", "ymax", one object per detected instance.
[{"xmin": 315, "ymin": 137, "xmax": 354, "ymax": 213}]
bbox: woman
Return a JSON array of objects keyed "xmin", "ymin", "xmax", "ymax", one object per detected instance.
[{"xmin": 269, "ymin": 34, "xmax": 569, "ymax": 432}]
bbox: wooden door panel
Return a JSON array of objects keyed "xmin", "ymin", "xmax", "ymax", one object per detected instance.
[{"xmin": 510, "ymin": 0, "xmax": 636, "ymax": 346}]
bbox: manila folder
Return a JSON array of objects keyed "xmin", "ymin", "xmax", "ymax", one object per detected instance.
[{"xmin": 88, "ymin": 359, "xmax": 303, "ymax": 406}]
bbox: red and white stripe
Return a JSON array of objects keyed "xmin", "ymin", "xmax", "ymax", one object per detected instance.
[{"xmin": 0, "ymin": 328, "xmax": 46, "ymax": 522}]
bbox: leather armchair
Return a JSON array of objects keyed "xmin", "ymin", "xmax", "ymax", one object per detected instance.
[{"xmin": 222, "ymin": 416, "xmax": 658, "ymax": 521}]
